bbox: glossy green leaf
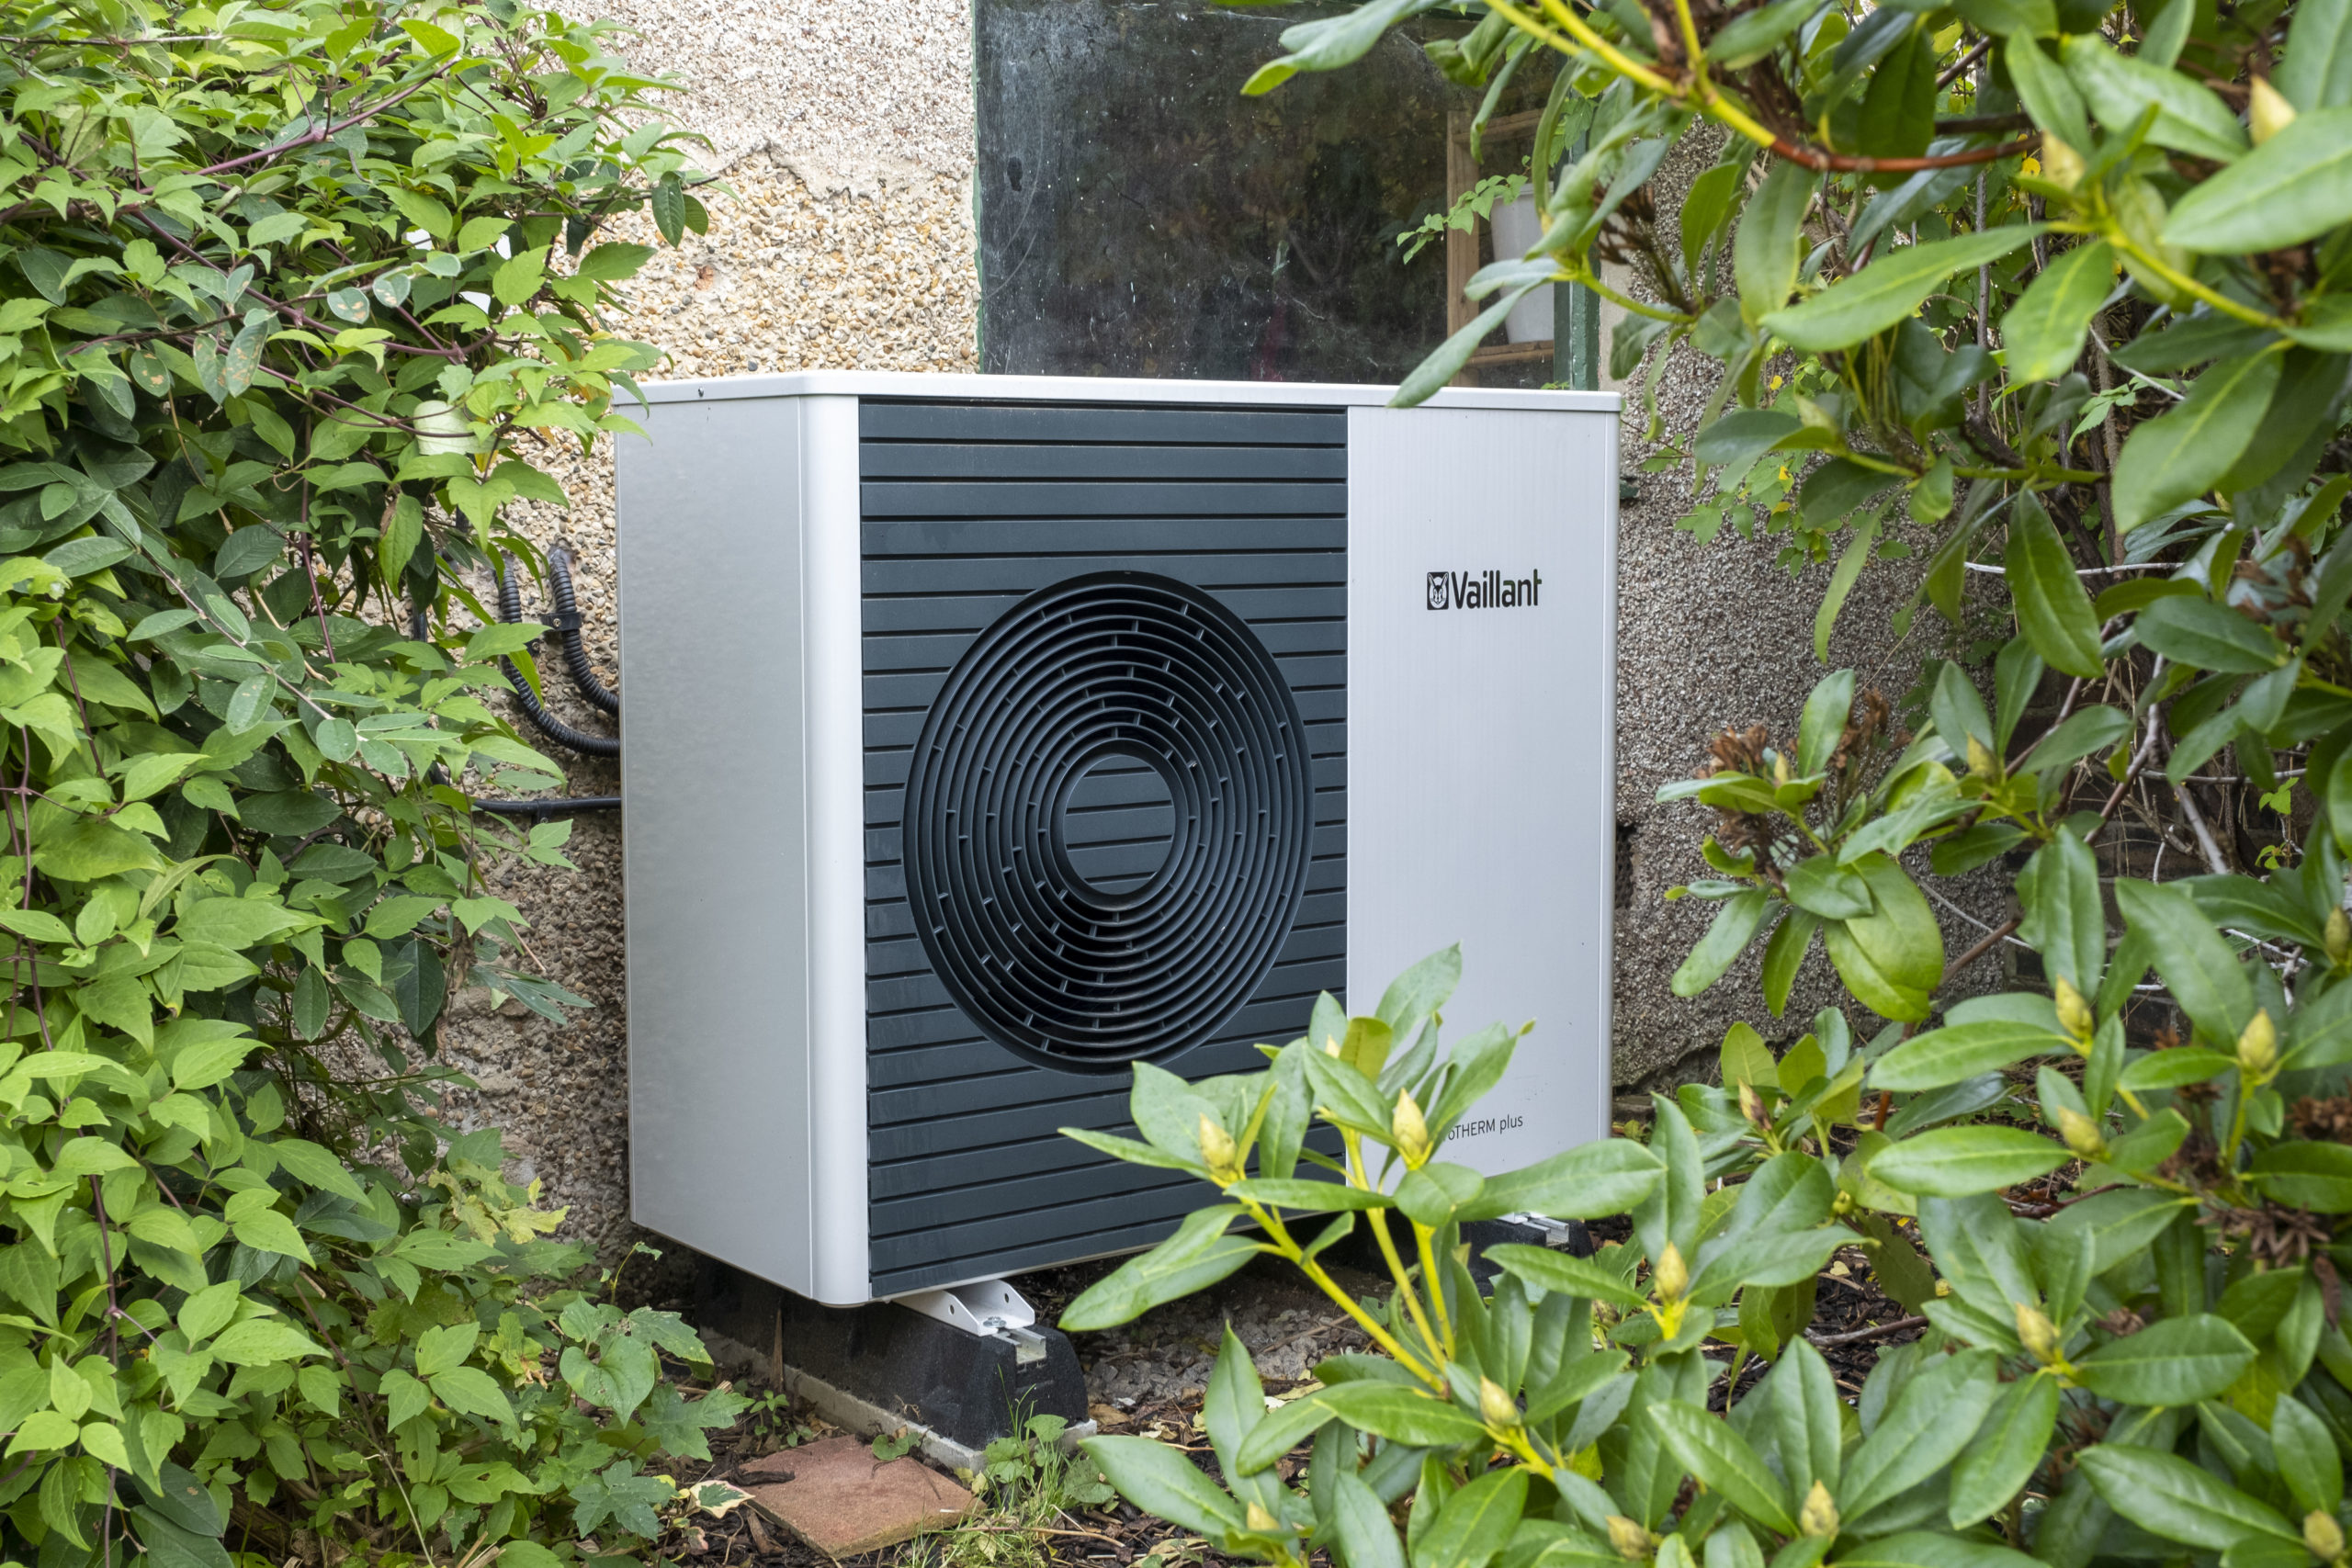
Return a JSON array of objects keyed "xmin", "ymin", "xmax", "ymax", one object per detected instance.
[
  {"xmin": 1798, "ymin": 671, "xmax": 1858, "ymax": 777},
  {"xmin": 1327, "ymin": 1467, "xmax": 1408, "ymax": 1568},
  {"xmin": 1736, "ymin": 162, "xmax": 1817, "ymax": 326},
  {"xmin": 1464, "ymin": 1138, "xmax": 1667, "ymax": 1221},
  {"xmin": 2060, "ymin": 35, "xmax": 2248, "ymax": 162},
  {"xmin": 1649, "ymin": 1402, "xmax": 1795, "ymax": 1534},
  {"xmin": 1949, "ymin": 1374, "xmax": 2060, "ymax": 1528},
  {"xmin": 1835, "ymin": 1534, "xmax": 2041, "ymax": 1568},
  {"xmin": 1674, "ymin": 888, "xmax": 1774, "ymax": 997},
  {"xmin": 1083, "ymin": 1436, "xmax": 1246, "ymax": 1536},
  {"xmin": 1761, "ymin": 909, "xmax": 1822, "ymax": 1017},
  {"xmin": 1244, "ymin": 0, "xmax": 1435, "ymax": 93},
  {"xmin": 2269, "ymin": 1395, "xmax": 2343, "ymax": 1517},
  {"xmin": 2112, "ymin": 352, "xmax": 2287, "ymax": 532},
  {"xmin": 2166, "ymin": 107, "xmax": 2352, "ymax": 252},
  {"xmin": 2113, "ymin": 877, "xmax": 2256, "ymax": 1042},
  {"xmin": 2071, "ymin": 1314, "xmax": 2257, "ymax": 1404},
  {"xmin": 2076, "ymin": 1443, "xmax": 2296, "ymax": 1549},
  {"xmin": 1819, "ymin": 854, "xmax": 1944, "ymax": 1021},
  {"xmin": 2001, "ymin": 241, "xmax": 2117, "ymax": 381},
  {"xmin": 1870, "ymin": 1021, "xmax": 2069, "ymax": 1091},
  {"xmin": 1839, "ymin": 1348, "xmax": 1999, "ymax": 1518},
  {"xmin": 1487, "ymin": 1244, "xmax": 1651, "ymax": 1308},
  {"xmin": 2278, "ymin": 0, "xmax": 2352, "ymax": 109},
  {"xmin": 2007, "ymin": 496, "xmax": 2105, "ymax": 678},
  {"xmin": 1760, "ymin": 227, "xmax": 2044, "ymax": 352},
  {"xmin": 1815, "ymin": 517, "xmax": 1880, "ymax": 663},
  {"xmin": 2007, "ymin": 35, "xmax": 2090, "ymax": 147},
  {"xmin": 2247, "ymin": 1142, "xmax": 2352, "ymax": 1210},
  {"xmin": 1419, "ymin": 1467, "xmax": 1528, "ymax": 1568},
  {"xmin": 1731, "ymin": 160, "xmax": 1815, "ymax": 331},
  {"xmin": 1867, "ymin": 1125, "xmax": 2068, "ymax": 1196},
  {"xmin": 1784, "ymin": 856, "xmax": 1874, "ymax": 919},
  {"xmin": 1059, "ymin": 1208, "xmax": 1261, "ymax": 1330},
  {"xmin": 1770, "ymin": 1339, "xmax": 1844, "ymax": 1497},
  {"xmin": 1315, "ymin": 1382, "xmax": 1491, "ymax": 1447}
]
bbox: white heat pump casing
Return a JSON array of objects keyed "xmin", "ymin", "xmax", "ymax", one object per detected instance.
[{"xmin": 616, "ymin": 372, "xmax": 1618, "ymax": 1307}]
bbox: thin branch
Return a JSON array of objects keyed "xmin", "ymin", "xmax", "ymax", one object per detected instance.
[
  {"xmin": 1808, "ymin": 1315, "xmax": 1928, "ymax": 1347},
  {"xmin": 191, "ymin": 69, "xmax": 451, "ymax": 180},
  {"xmin": 1768, "ymin": 133, "xmax": 2037, "ymax": 175},
  {"xmin": 2165, "ymin": 748, "xmax": 2233, "ymax": 875},
  {"xmin": 1937, "ymin": 36, "xmax": 1994, "ymax": 89},
  {"xmin": 1946, "ymin": 915, "xmax": 2023, "ymax": 979}
]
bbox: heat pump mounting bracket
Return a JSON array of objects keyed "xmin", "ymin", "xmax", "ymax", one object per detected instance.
[{"xmin": 891, "ymin": 1280, "xmax": 1047, "ymax": 1362}]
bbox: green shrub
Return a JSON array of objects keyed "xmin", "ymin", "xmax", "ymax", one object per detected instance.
[
  {"xmin": 1063, "ymin": 0, "xmax": 2352, "ymax": 1562},
  {"xmin": 1060, "ymin": 946, "xmax": 2351, "ymax": 1568},
  {"xmin": 0, "ymin": 0, "xmax": 742, "ymax": 1561}
]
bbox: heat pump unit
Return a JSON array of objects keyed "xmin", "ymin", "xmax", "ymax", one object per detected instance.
[{"xmin": 616, "ymin": 372, "xmax": 1618, "ymax": 1309}]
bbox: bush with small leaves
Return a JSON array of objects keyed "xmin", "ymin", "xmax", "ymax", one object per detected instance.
[{"xmin": 0, "ymin": 0, "xmax": 743, "ymax": 1562}]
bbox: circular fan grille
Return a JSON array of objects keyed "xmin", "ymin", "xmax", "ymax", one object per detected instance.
[{"xmin": 901, "ymin": 571, "xmax": 1314, "ymax": 1069}]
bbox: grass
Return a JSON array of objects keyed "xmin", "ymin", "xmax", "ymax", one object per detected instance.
[{"xmin": 900, "ymin": 1414, "xmax": 1120, "ymax": 1568}]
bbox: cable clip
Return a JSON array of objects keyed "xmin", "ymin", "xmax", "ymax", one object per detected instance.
[{"xmin": 545, "ymin": 609, "xmax": 583, "ymax": 633}]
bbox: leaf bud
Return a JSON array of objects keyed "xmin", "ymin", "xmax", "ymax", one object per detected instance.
[
  {"xmin": 1607, "ymin": 1516, "xmax": 1658, "ymax": 1561},
  {"xmin": 1245, "ymin": 1502, "xmax": 1281, "ymax": 1534},
  {"xmin": 2016, "ymin": 1302, "xmax": 2064, "ymax": 1364},
  {"xmin": 1799, "ymin": 1480, "xmax": 1840, "ymax": 1539},
  {"xmin": 2238, "ymin": 1009, "xmax": 2278, "ymax": 1079},
  {"xmin": 2041, "ymin": 136, "xmax": 2086, "ymax": 190},
  {"xmin": 1965, "ymin": 734, "xmax": 1999, "ymax": 780},
  {"xmin": 1737, "ymin": 1080, "xmax": 1766, "ymax": 1128},
  {"xmin": 1197, "ymin": 1114, "xmax": 1242, "ymax": 1184},
  {"xmin": 2053, "ymin": 976, "xmax": 2094, "ymax": 1042},
  {"xmin": 1652, "ymin": 1242, "xmax": 1689, "ymax": 1303},
  {"xmin": 1479, "ymin": 1376, "xmax": 1521, "ymax": 1428},
  {"xmin": 2056, "ymin": 1105, "xmax": 2108, "ymax": 1160},
  {"xmin": 2305, "ymin": 1510, "xmax": 2345, "ymax": 1562},
  {"xmin": 2250, "ymin": 76, "xmax": 2297, "ymax": 144},
  {"xmin": 2329, "ymin": 907, "xmax": 2350, "ymax": 968},
  {"xmin": 1392, "ymin": 1089, "xmax": 1432, "ymax": 1166}
]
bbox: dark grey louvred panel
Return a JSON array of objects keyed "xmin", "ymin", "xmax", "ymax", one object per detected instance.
[{"xmin": 861, "ymin": 399, "xmax": 1347, "ymax": 1295}]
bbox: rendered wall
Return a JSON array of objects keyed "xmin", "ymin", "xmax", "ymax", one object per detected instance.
[
  {"xmin": 433, "ymin": 6, "xmax": 1994, "ymax": 1253},
  {"xmin": 424, "ymin": 0, "xmax": 980, "ymax": 1254},
  {"xmin": 1606, "ymin": 131, "xmax": 2003, "ymax": 1088}
]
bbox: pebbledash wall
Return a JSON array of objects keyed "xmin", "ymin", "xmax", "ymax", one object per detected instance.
[{"xmin": 434, "ymin": 2, "xmax": 1993, "ymax": 1258}]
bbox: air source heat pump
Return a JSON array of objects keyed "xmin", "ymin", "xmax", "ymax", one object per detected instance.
[{"xmin": 616, "ymin": 372, "xmax": 1619, "ymax": 1309}]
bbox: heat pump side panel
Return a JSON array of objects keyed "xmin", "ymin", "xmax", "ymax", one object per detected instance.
[
  {"xmin": 1345, "ymin": 405, "xmax": 1616, "ymax": 1174},
  {"xmin": 618, "ymin": 393, "xmax": 822, "ymax": 1296}
]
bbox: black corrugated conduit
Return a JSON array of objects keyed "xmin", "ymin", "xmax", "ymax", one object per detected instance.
[
  {"xmin": 492, "ymin": 552, "xmax": 618, "ymax": 759},
  {"xmin": 546, "ymin": 544, "xmax": 618, "ymax": 716},
  {"xmin": 407, "ymin": 592, "xmax": 624, "ymax": 821},
  {"xmin": 473, "ymin": 795, "xmax": 620, "ymax": 821}
]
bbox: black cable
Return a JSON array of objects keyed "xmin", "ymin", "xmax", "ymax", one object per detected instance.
[
  {"xmin": 471, "ymin": 796, "xmax": 621, "ymax": 820},
  {"xmin": 493, "ymin": 554, "xmax": 618, "ymax": 758},
  {"xmin": 411, "ymin": 604, "xmax": 621, "ymax": 818},
  {"xmin": 547, "ymin": 543, "xmax": 619, "ymax": 716}
]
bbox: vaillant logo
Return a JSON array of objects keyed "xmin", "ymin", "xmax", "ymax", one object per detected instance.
[{"xmin": 1427, "ymin": 569, "xmax": 1544, "ymax": 611}]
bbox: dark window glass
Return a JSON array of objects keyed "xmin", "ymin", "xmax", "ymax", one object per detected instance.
[{"xmin": 977, "ymin": 0, "xmax": 1502, "ymax": 384}]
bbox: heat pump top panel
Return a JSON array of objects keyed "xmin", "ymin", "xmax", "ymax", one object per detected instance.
[{"xmin": 616, "ymin": 372, "xmax": 1619, "ymax": 1306}]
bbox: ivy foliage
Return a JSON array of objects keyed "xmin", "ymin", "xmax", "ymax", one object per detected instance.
[{"xmin": 0, "ymin": 0, "xmax": 745, "ymax": 1561}]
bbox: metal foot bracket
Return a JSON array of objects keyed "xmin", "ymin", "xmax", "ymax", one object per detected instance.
[{"xmin": 891, "ymin": 1279, "xmax": 1049, "ymax": 1363}]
